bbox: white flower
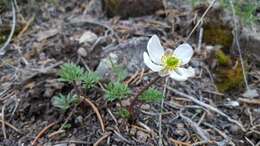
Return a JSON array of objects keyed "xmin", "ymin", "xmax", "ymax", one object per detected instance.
[{"xmin": 143, "ymin": 35, "xmax": 195, "ymax": 81}]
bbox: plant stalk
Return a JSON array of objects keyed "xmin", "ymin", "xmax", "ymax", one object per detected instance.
[{"xmin": 128, "ymin": 75, "xmax": 162, "ymax": 120}]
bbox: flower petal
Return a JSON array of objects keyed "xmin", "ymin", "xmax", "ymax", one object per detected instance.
[
  {"xmin": 176, "ymin": 67, "xmax": 195, "ymax": 78},
  {"xmin": 169, "ymin": 67, "xmax": 195, "ymax": 81},
  {"xmin": 143, "ymin": 52, "xmax": 163, "ymax": 72},
  {"xmin": 173, "ymin": 43, "xmax": 194, "ymax": 65},
  {"xmin": 147, "ymin": 35, "xmax": 164, "ymax": 64},
  {"xmin": 169, "ymin": 71, "xmax": 188, "ymax": 81}
]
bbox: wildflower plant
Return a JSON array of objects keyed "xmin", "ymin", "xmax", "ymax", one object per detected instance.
[
  {"xmin": 105, "ymin": 82, "xmax": 131, "ymax": 102},
  {"xmin": 116, "ymin": 107, "xmax": 131, "ymax": 119},
  {"xmin": 139, "ymin": 88, "xmax": 164, "ymax": 103},
  {"xmin": 143, "ymin": 35, "xmax": 195, "ymax": 81},
  {"xmin": 81, "ymin": 71, "xmax": 100, "ymax": 89},
  {"xmin": 58, "ymin": 63, "xmax": 84, "ymax": 83},
  {"xmin": 52, "ymin": 93, "xmax": 79, "ymax": 111}
]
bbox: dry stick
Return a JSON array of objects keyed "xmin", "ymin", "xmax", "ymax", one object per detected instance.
[
  {"xmin": 93, "ymin": 132, "xmax": 112, "ymax": 146},
  {"xmin": 17, "ymin": 14, "xmax": 35, "ymax": 39},
  {"xmin": 229, "ymin": 0, "xmax": 249, "ymax": 90},
  {"xmin": 0, "ymin": 0, "xmax": 16, "ymax": 55},
  {"xmin": 31, "ymin": 122, "xmax": 56, "ymax": 146},
  {"xmin": 185, "ymin": 0, "xmax": 217, "ymax": 41},
  {"xmin": 128, "ymin": 75, "xmax": 162, "ymax": 116},
  {"xmin": 0, "ymin": 119, "xmax": 22, "ymax": 134},
  {"xmin": 179, "ymin": 111, "xmax": 209, "ymax": 141},
  {"xmin": 167, "ymin": 86, "xmax": 246, "ymax": 131},
  {"xmin": 81, "ymin": 96, "xmax": 105, "ymax": 133},
  {"xmin": 1, "ymin": 105, "xmax": 7, "ymax": 139}
]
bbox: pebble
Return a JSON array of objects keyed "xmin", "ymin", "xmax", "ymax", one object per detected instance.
[
  {"xmin": 79, "ymin": 31, "xmax": 98, "ymax": 44},
  {"xmin": 77, "ymin": 47, "xmax": 87, "ymax": 57}
]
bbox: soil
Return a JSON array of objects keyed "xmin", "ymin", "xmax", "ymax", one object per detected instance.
[{"xmin": 0, "ymin": 0, "xmax": 259, "ymax": 146}]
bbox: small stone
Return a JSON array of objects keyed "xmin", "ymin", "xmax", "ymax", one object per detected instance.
[
  {"xmin": 130, "ymin": 127, "xmax": 137, "ymax": 135},
  {"xmin": 79, "ymin": 31, "xmax": 98, "ymax": 44},
  {"xmin": 136, "ymin": 131, "xmax": 148, "ymax": 142},
  {"xmin": 53, "ymin": 144, "xmax": 67, "ymax": 146},
  {"xmin": 140, "ymin": 104, "xmax": 150, "ymax": 110},
  {"xmin": 77, "ymin": 47, "xmax": 87, "ymax": 57},
  {"xmin": 121, "ymin": 98, "xmax": 131, "ymax": 107},
  {"xmin": 242, "ymin": 89, "xmax": 259, "ymax": 98}
]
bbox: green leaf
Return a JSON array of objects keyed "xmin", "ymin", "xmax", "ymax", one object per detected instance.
[
  {"xmin": 139, "ymin": 88, "xmax": 164, "ymax": 103},
  {"xmin": 52, "ymin": 93, "xmax": 79, "ymax": 111},
  {"xmin": 116, "ymin": 107, "xmax": 130, "ymax": 119},
  {"xmin": 58, "ymin": 63, "xmax": 84, "ymax": 83},
  {"xmin": 81, "ymin": 71, "xmax": 100, "ymax": 89},
  {"xmin": 105, "ymin": 82, "xmax": 131, "ymax": 102}
]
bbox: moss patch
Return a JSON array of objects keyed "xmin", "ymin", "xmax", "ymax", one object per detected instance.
[
  {"xmin": 213, "ymin": 50, "xmax": 244, "ymax": 92},
  {"xmin": 204, "ymin": 24, "xmax": 233, "ymax": 50}
]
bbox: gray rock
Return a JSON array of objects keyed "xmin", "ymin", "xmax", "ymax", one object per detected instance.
[
  {"xmin": 240, "ymin": 28, "xmax": 260, "ymax": 63},
  {"xmin": 79, "ymin": 31, "xmax": 98, "ymax": 44},
  {"xmin": 96, "ymin": 37, "xmax": 148, "ymax": 77}
]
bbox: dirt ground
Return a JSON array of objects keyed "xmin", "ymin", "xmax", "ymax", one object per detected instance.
[{"xmin": 0, "ymin": 0, "xmax": 260, "ymax": 146}]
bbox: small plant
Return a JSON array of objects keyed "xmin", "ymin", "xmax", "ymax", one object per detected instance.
[
  {"xmin": 58, "ymin": 63, "xmax": 84, "ymax": 83},
  {"xmin": 105, "ymin": 82, "xmax": 130, "ymax": 102},
  {"xmin": 111, "ymin": 64, "xmax": 128, "ymax": 82},
  {"xmin": 52, "ymin": 93, "xmax": 79, "ymax": 111},
  {"xmin": 139, "ymin": 88, "xmax": 164, "ymax": 103},
  {"xmin": 81, "ymin": 71, "xmax": 100, "ymax": 89},
  {"xmin": 116, "ymin": 107, "xmax": 130, "ymax": 119}
]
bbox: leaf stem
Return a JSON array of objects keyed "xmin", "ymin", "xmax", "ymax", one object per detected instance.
[{"xmin": 128, "ymin": 75, "xmax": 162, "ymax": 120}]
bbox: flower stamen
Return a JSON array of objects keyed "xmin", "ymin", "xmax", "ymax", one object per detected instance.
[{"xmin": 161, "ymin": 49, "xmax": 181, "ymax": 72}]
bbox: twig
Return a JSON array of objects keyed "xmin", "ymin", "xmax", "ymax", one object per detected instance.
[
  {"xmin": 128, "ymin": 75, "xmax": 162, "ymax": 118},
  {"xmin": 17, "ymin": 14, "xmax": 35, "ymax": 39},
  {"xmin": 94, "ymin": 132, "xmax": 112, "ymax": 146},
  {"xmin": 167, "ymin": 86, "xmax": 246, "ymax": 131},
  {"xmin": 169, "ymin": 138, "xmax": 192, "ymax": 146},
  {"xmin": 159, "ymin": 77, "xmax": 169, "ymax": 146},
  {"xmin": 1, "ymin": 105, "xmax": 7, "ymax": 139},
  {"xmin": 238, "ymin": 98, "xmax": 260, "ymax": 105},
  {"xmin": 229, "ymin": 0, "xmax": 249, "ymax": 90},
  {"xmin": 31, "ymin": 122, "xmax": 56, "ymax": 146},
  {"xmin": 179, "ymin": 111, "xmax": 209, "ymax": 141},
  {"xmin": 186, "ymin": 0, "xmax": 217, "ymax": 41},
  {"xmin": 0, "ymin": 0, "xmax": 16, "ymax": 55},
  {"xmin": 81, "ymin": 96, "xmax": 105, "ymax": 133},
  {"xmin": 0, "ymin": 119, "xmax": 22, "ymax": 134}
]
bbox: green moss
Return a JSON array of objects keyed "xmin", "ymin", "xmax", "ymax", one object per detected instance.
[
  {"xmin": 215, "ymin": 49, "xmax": 231, "ymax": 65},
  {"xmin": 204, "ymin": 24, "xmax": 233, "ymax": 49},
  {"xmin": 215, "ymin": 64, "xmax": 244, "ymax": 92},
  {"xmin": 104, "ymin": 0, "xmax": 120, "ymax": 17}
]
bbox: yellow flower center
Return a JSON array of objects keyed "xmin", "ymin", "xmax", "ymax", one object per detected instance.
[{"xmin": 161, "ymin": 54, "xmax": 181, "ymax": 71}]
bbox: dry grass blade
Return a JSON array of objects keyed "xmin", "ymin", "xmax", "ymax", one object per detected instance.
[
  {"xmin": 0, "ymin": 119, "xmax": 22, "ymax": 134},
  {"xmin": 167, "ymin": 86, "xmax": 246, "ymax": 131},
  {"xmin": 81, "ymin": 96, "xmax": 105, "ymax": 133},
  {"xmin": 31, "ymin": 122, "xmax": 56, "ymax": 146},
  {"xmin": 94, "ymin": 132, "xmax": 112, "ymax": 146},
  {"xmin": 169, "ymin": 138, "xmax": 192, "ymax": 146},
  {"xmin": 1, "ymin": 105, "xmax": 7, "ymax": 139}
]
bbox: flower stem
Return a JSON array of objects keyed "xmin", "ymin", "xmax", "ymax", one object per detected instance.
[{"xmin": 128, "ymin": 75, "xmax": 162, "ymax": 121}]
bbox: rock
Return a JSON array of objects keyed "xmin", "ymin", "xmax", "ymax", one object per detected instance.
[
  {"xmin": 140, "ymin": 104, "xmax": 150, "ymax": 110},
  {"xmin": 53, "ymin": 144, "xmax": 67, "ymax": 146},
  {"xmin": 96, "ymin": 37, "xmax": 148, "ymax": 78},
  {"xmin": 240, "ymin": 28, "xmax": 260, "ymax": 63},
  {"xmin": 77, "ymin": 47, "xmax": 87, "ymax": 57},
  {"xmin": 79, "ymin": 31, "xmax": 98, "ymax": 44},
  {"xmin": 242, "ymin": 89, "xmax": 259, "ymax": 98},
  {"xmin": 136, "ymin": 130, "xmax": 149, "ymax": 143},
  {"xmin": 96, "ymin": 52, "xmax": 118, "ymax": 77},
  {"xmin": 130, "ymin": 127, "xmax": 137, "ymax": 135},
  {"xmin": 120, "ymin": 98, "xmax": 131, "ymax": 107},
  {"xmin": 103, "ymin": 0, "xmax": 163, "ymax": 19},
  {"xmin": 37, "ymin": 29, "xmax": 59, "ymax": 42}
]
